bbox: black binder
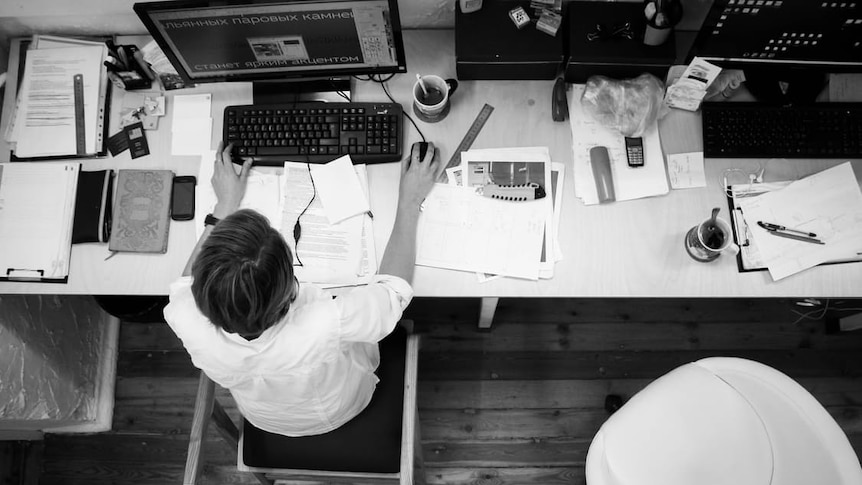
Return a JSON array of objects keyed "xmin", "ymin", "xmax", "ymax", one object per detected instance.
[{"xmin": 72, "ymin": 169, "xmax": 114, "ymax": 244}]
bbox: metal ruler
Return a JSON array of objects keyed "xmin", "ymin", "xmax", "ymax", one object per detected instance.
[
  {"xmin": 73, "ymin": 73, "xmax": 86, "ymax": 156},
  {"xmin": 440, "ymin": 103, "xmax": 494, "ymax": 182}
]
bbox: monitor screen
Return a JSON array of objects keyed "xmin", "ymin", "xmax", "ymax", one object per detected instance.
[
  {"xmin": 134, "ymin": 0, "xmax": 407, "ymax": 85},
  {"xmin": 690, "ymin": 0, "xmax": 862, "ymax": 71}
]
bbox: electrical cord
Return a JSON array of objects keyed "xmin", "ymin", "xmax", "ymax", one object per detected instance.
[
  {"xmin": 789, "ymin": 298, "xmax": 862, "ymax": 326},
  {"xmin": 353, "ymin": 73, "xmax": 426, "ymax": 144}
]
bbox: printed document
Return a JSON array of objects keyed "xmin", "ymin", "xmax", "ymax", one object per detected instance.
[
  {"xmin": 281, "ymin": 162, "xmax": 370, "ymax": 284},
  {"xmin": 416, "ymin": 183, "xmax": 548, "ymax": 280},
  {"xmin": 11, "ymin": 45, "xmax": 106, "ymax": 157},
  {"xmin": 738, "ymin": 162, "xmax": 862, "ymax": 281},
  {"xmin": 457, "ymin": 146, "xmax": 561, "ymax": 279}
]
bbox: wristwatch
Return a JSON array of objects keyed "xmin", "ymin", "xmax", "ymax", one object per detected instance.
[{"xmin": 204, "ymin": 213, "xmax": 220, "ymax": 227}]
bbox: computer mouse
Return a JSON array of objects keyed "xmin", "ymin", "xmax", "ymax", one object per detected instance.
[{"xmin": 413, "ymin": 141, "xmax": 431, "ymax": 160}]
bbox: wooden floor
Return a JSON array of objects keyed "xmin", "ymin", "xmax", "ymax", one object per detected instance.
[{"xmin": 14, "ymin": 298, "xmax": 862, "ymax": 484}]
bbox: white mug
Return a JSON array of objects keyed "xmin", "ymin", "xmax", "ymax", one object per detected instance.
[
  {"xmin": 684, "ymin": 215, "xmax": 740, "ymax": 262},
  {"xmin": 412, "ymin": 75, "xmax": 458, "ymax": 123}
]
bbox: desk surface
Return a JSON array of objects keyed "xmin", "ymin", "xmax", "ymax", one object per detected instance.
[{"xmin": 1, "ymin": 30, "xmax": 861, "ymax": 297}]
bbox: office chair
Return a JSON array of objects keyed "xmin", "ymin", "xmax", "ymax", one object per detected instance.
[
  {"xmin": 586, "ymin": 357, "xmax": 862, "ymax": 485},
  {"xmin": 183, "ymin": 323, "xmax": 424, "ymax": 485}
]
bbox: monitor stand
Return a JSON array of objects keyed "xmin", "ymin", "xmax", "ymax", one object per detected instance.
[
  {"xmin": 743, "ymin": 68, "xmax": 827, "ymax": 105},
  {"xmin": 252, "ymin": 77, "xmax": 351, "ymax": 104}
]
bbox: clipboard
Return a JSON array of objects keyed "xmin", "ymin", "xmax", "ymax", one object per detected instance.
[
  {"xmin": 726, "ymin": 181, "xmax": 862, "ymax": 273},
  {"xmin": 0, "ymin": 162, "xmax": 81, "ymax": 283}
]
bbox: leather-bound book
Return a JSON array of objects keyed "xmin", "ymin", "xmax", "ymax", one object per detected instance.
[{"xmin": 109, "ymin": 169, "xmax": 173, "ymax": 253}]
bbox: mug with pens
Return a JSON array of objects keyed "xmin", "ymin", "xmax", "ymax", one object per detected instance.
[
  {"xmin": 104, "ymin": 40, "xmax": 155, "ymax": 90},
  {"xmin": 642, "ymin": 0, "xmax": 683, "ymax": 46}
]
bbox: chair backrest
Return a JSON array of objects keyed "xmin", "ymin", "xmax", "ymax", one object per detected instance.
[
  {"xmin": 183, "ymin": 326, "xmax": 422, "ymax": 485},
  {"xmin": 585, "ymin": 357, "xmax": 862, "ymax": 485}
]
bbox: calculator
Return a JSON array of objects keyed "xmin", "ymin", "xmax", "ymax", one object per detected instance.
[{"xmin": 624, "ymin": 137, "xmax": 644, "ymax": 168}]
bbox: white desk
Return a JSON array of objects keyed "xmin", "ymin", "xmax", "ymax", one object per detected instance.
[{"xmin": 2, "ymin": 31, "xmax": 861, "ymax": 325}]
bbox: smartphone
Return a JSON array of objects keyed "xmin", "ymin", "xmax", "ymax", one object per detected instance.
[
  {"xmin": 171, "ymin": 175, "xmax": 196, "ymax": 221},
  {"xmin": 624, "ymin": 137, "xmax": 645, "ymax": 168}
]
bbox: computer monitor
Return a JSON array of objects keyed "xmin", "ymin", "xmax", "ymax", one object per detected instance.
[
  {"xmin": 689, "ymin": 0, "xmax": 862, "ymax": 103},
  {"xmin": 134, "ymin": 0, "xmax": 407, "ymax": 101}
]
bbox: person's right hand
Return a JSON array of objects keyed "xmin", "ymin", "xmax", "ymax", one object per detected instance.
[{"xmin": 398, "ymin": 142, "xmax": 444, "ymax": 210}]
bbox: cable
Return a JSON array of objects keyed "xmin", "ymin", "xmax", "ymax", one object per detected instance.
[
  {"xmin": 292, "ymin": 163, "xmax": 316, "ymax": 267},
  {"xmin": 354, "ymin": 73, "xmax": 426, "ymax": 143},
  {"xmin": 380, "ymin": 78, "xmax": 426, "ymax": 143},
  {"xmin": 788, "ymin": 298, "xmax": 862, "ymax": 326}
]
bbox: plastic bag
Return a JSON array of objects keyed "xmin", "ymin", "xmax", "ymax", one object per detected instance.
[{"xmin": 580, "ymin": 73, "xmax": 666, "ymax": 137}]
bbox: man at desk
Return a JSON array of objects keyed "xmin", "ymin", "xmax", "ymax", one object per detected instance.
[{"xmin": 163, "ymin": 141, "xmax": 443, "ymax": 436}]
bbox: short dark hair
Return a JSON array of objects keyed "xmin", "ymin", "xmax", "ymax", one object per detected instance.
[{"xmin": 191, "ymin": 209, "xmax": 296, "ymax": 337}]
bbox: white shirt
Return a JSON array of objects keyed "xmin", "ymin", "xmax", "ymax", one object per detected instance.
[{"xmin": 163, "ymin": 274, "xmax": 413, "ymax": 437}]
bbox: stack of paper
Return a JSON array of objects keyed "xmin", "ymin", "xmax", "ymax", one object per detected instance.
[
  {"xmin": 417, "ymin": 147, "xmax": 564, "ymax": 281},
  {"xmin": 568, "ymin": 84, "xmax": 668, "ymax": 205},
  {"xmin": 0, "ymin": 162, "xmax": 80, "ymax": 282},
  {"xmin": 738, "ymin": 162, "xmax": 862, "ymax": 281},
  {"xmin": 6, "ymin": 36, "xmax": 108, "ymax": 158}
]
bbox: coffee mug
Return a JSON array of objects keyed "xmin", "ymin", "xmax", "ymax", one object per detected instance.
[
  {"xmin": 412, "ymin": 75, "xmax": 458, "ymax": 123},
  {"xmin": 684, "ymin": 213, "xmax": 739, "ymax": 262}
]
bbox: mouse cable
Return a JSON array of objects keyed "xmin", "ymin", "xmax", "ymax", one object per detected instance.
[
  {"xmin": 355, "ymin": 74, "xmax": 426, "ymax": 144},
  {"xmin": 380, "ymin": 77, "xmax": 426, "ymax": 144},
  {"xmin": 293, "ymin": 163, "xmax": 317, "ymax": 267}
]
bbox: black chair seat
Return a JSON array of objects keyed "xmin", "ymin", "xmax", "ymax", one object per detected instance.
[{"xmin": 241, "ymin": 327, "xmax": 407, "ymax": 473}]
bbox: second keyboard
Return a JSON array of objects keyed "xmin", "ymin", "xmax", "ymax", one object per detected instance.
[
  {"xmin": 224, "ymin": 102, "xmax": 403, "ymax": 166},
  {"xmin": 702, "ymin": 102, "xmax": 862, "ymax": 159}
]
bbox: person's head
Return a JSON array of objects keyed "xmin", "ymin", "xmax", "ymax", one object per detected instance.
[{"xmin": 191, "ymin": 209, "xmax": 296, "ymax": 338}]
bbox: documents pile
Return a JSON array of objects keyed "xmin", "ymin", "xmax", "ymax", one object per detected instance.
[
  {"xmin": 568, "ymin": 84, "xmax": 668, "ymax": 205},
  {"xmin": 196, "ymin": 155, "xmax": 376, "ymax": 286},
  {"xmin": 417, "ymin": 147, "xmax": 564, "ymax": 281},
  {"xmin": 5, "ymin": 36, "xmax": 109, "ymax": 158},
  {"xmin": 736, "ymin": 162, "xmax": 862, "ymax": 281}
]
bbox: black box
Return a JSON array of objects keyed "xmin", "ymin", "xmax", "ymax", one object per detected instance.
[
  {"xmin": 456, "ymin": 1, "xmax": 565, "ymax": 80},
  {"xmin": 565, "ymin": 1, "xmax": 676, "ymax": 83}
]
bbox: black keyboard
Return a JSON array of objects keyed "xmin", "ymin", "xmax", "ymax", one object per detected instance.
[
  {"xmin": 224, "ymin": 102, "xmax": 403, "ymax": 166},
  {"xmin": 702, "ymin": 102, "xmax": 862, "ymax": 158}
]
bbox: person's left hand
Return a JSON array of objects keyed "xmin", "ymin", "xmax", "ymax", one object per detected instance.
[{"xmin": 212, "ymin": 141, "xmax": 252, "ymax": 219}]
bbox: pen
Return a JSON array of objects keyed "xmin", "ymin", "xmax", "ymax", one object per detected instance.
[
  {"xmin": 757, "ymin": 221, "xmax": 817, "ymax": 238},
  {"xmin": 767, "ymin": 224, "xmax": 826, "ymax": 244}
]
